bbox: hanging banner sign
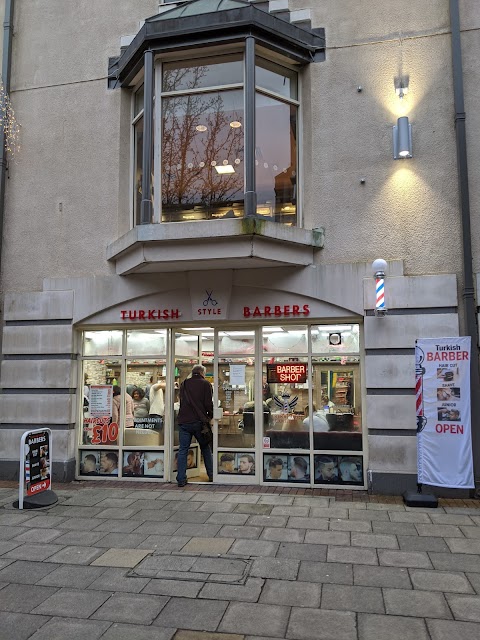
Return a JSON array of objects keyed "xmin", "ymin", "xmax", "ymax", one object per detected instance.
[
  {"xmin": 19, "ymin": 428, "xmax": 52, "ymax": 508},
  {"xmin": 415, "ymin": 337, "xmax": 474, "ymax": 488}
]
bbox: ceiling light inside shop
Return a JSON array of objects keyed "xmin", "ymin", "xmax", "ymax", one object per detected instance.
[
  {"xmin": 230, "ymin": 121, "xmax": 242, "ymax": 128},
  {"xmin": 215, "ymin": 165, "xmax": 235, "ymax": 175},
  {"xmin": 318, "ymin": 325, "xmax": 352, "ymax": 332},
  {"xmin": 263, "ymin": 327, "xmax": 285, "ymax": 333},
  {"xmin": 195, "ymin": 124, "xmax": 207, "ymax": 132}
]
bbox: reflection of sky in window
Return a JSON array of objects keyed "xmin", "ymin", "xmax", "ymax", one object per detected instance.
[
  {"xmin": 256, "ymin": 64, "xmax": 297, "ymax": 100},
  {"xmin": 163, "ymin": 57, "xmax": 243, "ymax": 92}
]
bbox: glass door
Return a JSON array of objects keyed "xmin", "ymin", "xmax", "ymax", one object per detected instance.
[{"xmin": 214, "ymin": 328, "xmax": 257, "ymax": 482}]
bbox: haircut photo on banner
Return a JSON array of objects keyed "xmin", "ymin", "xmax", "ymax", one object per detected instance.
[
  {"xmin": 436, "ymin": 367, "xmax": 457, "ymax": 382},
  {"xmin": 122, "ymin": 451, "xmax": 145, "ymax": 476},
  {"xmin": 338, "ymin": 456, "xmax": 363, "ymax": 485},
  {"xmin": 143, "ymin": 451, "xmax": 164, "ymax": 477},
  {"xmin": 437, "ymin": 408, "xmax": 461, "ymax": 422},
  {"xmin": 80, "ymin": 450, "xmax": 100, "ymax": 475},
  {"xmin": 437, "ymin": 387, "xmax": 461, "ymax": 401},
  {"xmin": 287, "ymin": 455, "xmax": 310, "ymax": 482},
  {"xmin": 314, "ymin": 455, "xmax": 339, "ymax": 484},
  {"xmin": 263, "ymin": 454, "xmax": 288, "ymax": 481},
  {"xmin": 237, "ymin": 453, "xmax": 255, "ymax": 475}
]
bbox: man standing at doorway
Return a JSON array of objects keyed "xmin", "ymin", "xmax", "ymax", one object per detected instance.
[{"xmin": 177, "ymin": 364, "xmax": 214, "ymax": 487}]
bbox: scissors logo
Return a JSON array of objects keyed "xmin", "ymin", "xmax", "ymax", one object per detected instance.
[{"xmin": 203, "ymin": 290, "xmax": 218, "ymax": 307}]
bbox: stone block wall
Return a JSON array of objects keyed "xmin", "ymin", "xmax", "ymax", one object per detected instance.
[{"xmin": 0, "ymin": 291, "xmax": 77, "ymax": 481}]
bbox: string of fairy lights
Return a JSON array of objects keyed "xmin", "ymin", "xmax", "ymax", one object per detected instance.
[{"xmin": 0, "ymin": 82, "xmax": 20, "ymax": 158}]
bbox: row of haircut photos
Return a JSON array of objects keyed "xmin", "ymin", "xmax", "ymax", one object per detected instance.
[{"xmin": 80, "ymin": 449, "xmax": 364, "ymax": 485}]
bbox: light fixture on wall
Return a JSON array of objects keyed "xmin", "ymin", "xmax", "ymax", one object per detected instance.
[
  {"xmin": 393, "ymin": 116, "xmax": 412, "ymax": 159},
  {"xmin": 372, "ymin": 259, "xmax": 388, "ymax": 317}
]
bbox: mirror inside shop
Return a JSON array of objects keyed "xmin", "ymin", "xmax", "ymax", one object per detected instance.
[{"xmin": 80, "ymin": 325, "xmax": 363, "ymax": 486}]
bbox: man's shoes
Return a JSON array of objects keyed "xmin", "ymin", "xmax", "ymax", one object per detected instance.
[
  {"xmin": 208, "ymin": 477, "xmax": 214, "ymax": 483},
  {"xmin": 177, "ymin": 480, "xmax": 187, "ymax": 487}
]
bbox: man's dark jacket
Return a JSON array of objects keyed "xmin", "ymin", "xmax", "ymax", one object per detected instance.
[{"xmin": 178, "ymin": 373, "xmax": 213, "ymax": 424}]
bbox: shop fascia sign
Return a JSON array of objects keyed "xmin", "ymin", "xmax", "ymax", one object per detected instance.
[
  {"xmin": 120, "ymin": 309, "xmax": 181, "ymax": 320},
  {"xmin": 119, "ymin": 303, "xmax": 310, "ymax": 321},
  {"xmin": 243, "ymin": 304, "xmax": 310, "ymax": 318}
]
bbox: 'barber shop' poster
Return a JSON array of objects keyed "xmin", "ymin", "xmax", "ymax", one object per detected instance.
[{"xmin": 415, "ymin": 337, "xmax": 474, "ymax": 488}]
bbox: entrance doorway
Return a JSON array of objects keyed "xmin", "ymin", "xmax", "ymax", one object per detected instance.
[{"xmin": 170, "ymin": 327, "xmax": 258, "ymax": 484}]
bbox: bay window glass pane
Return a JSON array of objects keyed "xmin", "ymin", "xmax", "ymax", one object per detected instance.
[
  {"xmin": 127, "ymin": 329, "xmax": 167, "ymax": 357},
  {"xmin": 255, "ymin": 93, "xmax": 297, "ymax": 224},
  {"xmin": 312, "ymin": 324, "xmax": 360, "ymax": 353},
  {"xmin": 84, "ymin": 331, "xmax": 122, "ymax": 356},
  {"xmin": 162, "ymin": 56, "xmax": 243, "ymax": 92},
  {"xmin": 161, "ymin": 89, "xmax": 244, "ymax": 221},
  {"xmin": 262, "ymin": 326, "xmax": 307, "ymax": 354},
  {"xmin": 134, "ymin": 116, "xmax": 143, "ymax": 225},
  {"xmin": 256, "ymin": 58, "xmax": 298, "ymax": 100},
  {"xmin": 134, "ymin": 85, "xmax": 144, "ymax": 117}
]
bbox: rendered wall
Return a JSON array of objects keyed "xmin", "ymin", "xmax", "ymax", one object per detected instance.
[{"xmin": 1, "ymin": 0, "xmax": 476, "ymax": 292}]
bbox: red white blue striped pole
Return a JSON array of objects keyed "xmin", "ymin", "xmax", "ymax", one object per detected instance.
[{"xmin": 372, "ymin": 259, "xmax": 387, "ymax": 317}]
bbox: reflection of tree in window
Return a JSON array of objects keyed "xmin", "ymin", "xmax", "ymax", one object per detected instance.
[{"xmin": 161, "ymin": 66, "xmax": 244, "ymax": 220}]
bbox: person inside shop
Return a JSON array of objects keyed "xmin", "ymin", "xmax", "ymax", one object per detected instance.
[
  {"xmin": 240, "ymin": 400, "xmax": 271, "ymax": 431},
  {"xmin": 145, "ymin": 375, "xmax": 154, "ymax": 399},
  {"xmin": 176, "ymin": 364, "xmax": 214, "ymax": 487},
  {"xmin": 126, "ymin": 384, "xmax": 137, "ymax": 396},
  {"xmin": 112, "ymin": 386, "xmax": 134, "ymax": 428},
  {"xmin": 302, "ymin": 405, "xmax": 329, "ymax": 432},
  {"xmin": 238, "ymin": 454, "xmax": 255, "ymax": 475},
  {"xmin": 289, "ymin": 456, "xmax": 309, "ymax": 482},
  {"xmin": 321, "ymin": 394, "xmax": 335, "ymax": 413},
  {"xmin": 218, "ymin": 452, "xmax": 235, "ymax": 474},
  {"xmin": 99, "ymin": 451, "xmax": 118, "ymax": 475},
  {"xmin": 315, "ymin": 456, "xmax": 339, "ymax": 483},
  {"xmin": 149, "ymin": 380, "xmax": 165, "ymax": 430},
  {"xmin": 132, "ymin": 388, "xmax": 150, "ymax": 422},
  {"xmin": 266, "ymin": 456, "xmax": 285, "ymax": 480},
  {"xmin": 262, "ymin": 374, "xmax": 272, "ymax": 402}
]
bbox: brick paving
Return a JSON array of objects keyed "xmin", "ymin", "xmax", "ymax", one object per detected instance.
[{"xmin": 0, "ymin": 481, "xmax": 479, "ymax": 639}]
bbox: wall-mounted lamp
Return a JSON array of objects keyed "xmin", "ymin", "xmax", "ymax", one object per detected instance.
[
  {"xmin": 393, "ymin": 116, "xmax": 412, "ymax": 159},
  {"xmin": 372, "ymin": 259, "xmax": 388, "ymax": 317}
]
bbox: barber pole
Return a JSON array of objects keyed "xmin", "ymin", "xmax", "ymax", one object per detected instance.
[
  {"xmin": 372, "ymin": 259, "xmax": 388, "ymax": 318},
  {"xmin": 375, "ymin": 277, "xmax": 385, "ymax": 314}
]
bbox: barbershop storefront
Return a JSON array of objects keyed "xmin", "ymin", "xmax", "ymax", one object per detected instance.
[{"xmin": 78, "ymin": 277, "xmax": 365, "ymax": 489}]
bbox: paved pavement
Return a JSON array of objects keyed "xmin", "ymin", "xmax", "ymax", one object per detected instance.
[{"xmin": 1, "ymin": 483, "xmax": 480, "ymax": 640}]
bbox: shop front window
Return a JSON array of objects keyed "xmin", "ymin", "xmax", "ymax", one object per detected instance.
[{"xmin": 79, "ymin": 322, "xmax": 362, "ymax": 486}]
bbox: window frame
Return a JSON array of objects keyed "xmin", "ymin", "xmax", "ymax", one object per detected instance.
[{"xmin": 132, "ymin": 46, "xmax": 302, "ymax": 227}]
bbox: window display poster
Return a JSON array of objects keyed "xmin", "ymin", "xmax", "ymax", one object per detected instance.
[
  {"xmin": 89, "ymin": 385, "xmax": 113, "ymax": 418},
  {"xmin": 218, "ymin": 452, "xmax": 256, "ymax": 475},
  {"xmin": 313, "ymin": 455, "xmax": 364, "ymax": 485},
  {"xmin": 416, "ymin": 337, "xmax": 474, "ymax": 488},
  {"xmin": 173, "ymin": 446, "xmax": 199, "ymax": 473},
  {"xmin": 80, "ymin": 450, "xmax": 119, "ymax": 476},
  {"xmin": 122, "ymin": 451, "xmax": 164, "ymax": 477},
  {"xmin": 263, "ymin": 453, "xmax": 311, "ymax": 483},
  {"xmin": 230, "ymin": 364, "xmax": 246, "ymax": 386}
]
